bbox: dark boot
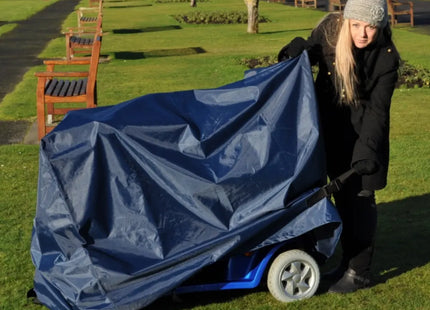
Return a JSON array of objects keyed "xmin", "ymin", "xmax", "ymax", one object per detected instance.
[
  {"xmin": 323, "ymin": 259, "xmax": 349, "ymax": 281},
  {"xmin": 328, "ymin": 268, "xmax": 370, "ymax": 294},
  {"xmin": 27, "ymin": 288, "xmax": 42, "ymax": 305}
]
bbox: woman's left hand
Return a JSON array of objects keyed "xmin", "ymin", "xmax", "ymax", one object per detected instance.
[{"xmin": 352, "ymin": 160, "xmax": 379, "ymax": 175}]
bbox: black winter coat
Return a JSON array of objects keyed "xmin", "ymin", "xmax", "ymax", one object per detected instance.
[{"xmin": 279, "ymin": 14, "xmax": 400, "ymax": 190}]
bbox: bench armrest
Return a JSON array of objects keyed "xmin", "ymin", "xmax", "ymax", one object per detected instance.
[
  {"xmin": 35, "ymin": 71, "xmax": 89, "ymax": 78},
  {"xmin": 43, "ymin": 59, "xmax": 91, "ymax": 66},
  {"xmin": 63, "ymin": 27, "xmax": 99, "ymax": 34}
]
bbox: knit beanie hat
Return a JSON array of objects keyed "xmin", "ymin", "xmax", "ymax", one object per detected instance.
[{"xmin": 343, "ymin": 0, "xmax": 388, "ymax": 27}]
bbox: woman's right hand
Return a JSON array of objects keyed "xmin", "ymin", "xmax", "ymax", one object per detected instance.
[
  {"xmin": 277, "ymin": 37, "xmax": 310, "ymax": 62},
  {"xmin": 352, "ymin": 160, "xmax": 379, "ymax": 175}
]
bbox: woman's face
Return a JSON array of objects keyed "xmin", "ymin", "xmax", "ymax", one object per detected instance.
[{"xmin": 349, "ymin": 19, "xmax": 378, "ymax": 49}]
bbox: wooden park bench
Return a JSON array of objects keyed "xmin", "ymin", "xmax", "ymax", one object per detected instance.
[
  {"xmin": 294, "ymin": 0, "xmax": 317, "ymax": 8},
  {"xmin": 89, "ymin": 0, "xmax": 102, "ymax": 7},
  {"xmin": 328, "ymin": 0, "xmax": 346, "ymax": 11},
  {"xmin": 65, "ymin": 8, "xmax": 102, "ymax": 60},
  {"xmin": 35, "ymin": 32, "xmax": 102, "ymax": 139},
  {"xmin": 77, "ymin": 0, "xmax": 103, "ymax": 31},
  {"xmin": 387, "ymin": 0, "xmax": 414, "ymax": 27}
]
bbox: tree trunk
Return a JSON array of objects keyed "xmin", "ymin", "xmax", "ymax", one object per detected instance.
[
  {"xmin": 244, "ymin": 0, "xmax": 259, "ymax": 34},
  {"xmin": 190, "ymin": 0, "xmax": 196, "ymax": 7}
]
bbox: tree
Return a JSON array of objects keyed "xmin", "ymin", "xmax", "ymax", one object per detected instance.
[
  {"xmin": 244, "ymin": 0, "xmax": 259, "ymax": 34},
  {"xmin": 190, "ymin": 0, "xmax": 196, "ymax": 7}
]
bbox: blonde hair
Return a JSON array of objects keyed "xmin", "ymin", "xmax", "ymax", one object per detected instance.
[
  {"xmin": 335, "ymin": 19, "xmax": 357, "ymax": 106},
  {"xmin": 313, "ymin": 13, "xmax": 357, "ymax": 105}
]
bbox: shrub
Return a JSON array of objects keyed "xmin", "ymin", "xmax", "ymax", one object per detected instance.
[
  {"xmin": 156, "ymin": 0, "xmax": 209, "ymax": 2},
  {"xmin": 173, "ymin": 11, "xmax": 270, "ymax": 24},
  {"xmin": 240, "ymin": 57, "xmax": 430, "ymax": 89},
  {"xmin": 397, "ymin": 61, "xmax": 430, "ymax": 89},
  {"xmin": 239, "ymin": 55, "xmax": 277, "ymax": 68}
]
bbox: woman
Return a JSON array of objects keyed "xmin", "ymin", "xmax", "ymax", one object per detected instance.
[{"xmin": 277, "ymin": 0, "xmax": 400, "ymax": 293}]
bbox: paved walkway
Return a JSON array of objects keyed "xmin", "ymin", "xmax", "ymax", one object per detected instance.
[
  {"xmin": 0, "ymin": 0, "xmax": 80, "ymax": 145},
  {"xmin": 0, "ymin": 0, "xmax": 429, "ymax": 145}
]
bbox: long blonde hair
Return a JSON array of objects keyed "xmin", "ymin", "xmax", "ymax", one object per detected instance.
[
  {"xmin": 314, "ymin": 13, "xmax": 357, "ymax": 105},
  {"xmin": 335, "ymin": 19, "xmax": 357, "ymax": 106}
]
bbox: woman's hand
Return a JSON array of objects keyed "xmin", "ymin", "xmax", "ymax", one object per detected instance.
[
  {"xmin": 277, "ymin": 37, "xmax": 309, "ymax": 62},
  {"xmin": 352, "ymin": 160, "xmax": 379, "ymax": 175}
]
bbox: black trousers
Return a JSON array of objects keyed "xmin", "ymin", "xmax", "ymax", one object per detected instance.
[{"xmin": 332, "ymin": 175, "xmax": 377, "ymax": 275}]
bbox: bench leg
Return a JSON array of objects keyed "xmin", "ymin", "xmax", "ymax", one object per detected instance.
[
  {"xmin": 36, "ymin": 78, "xmax": 47, "ymax": 140},
  {"xmin": 410, "ymin": 9, "xmax": 414, "ymax": 27}
]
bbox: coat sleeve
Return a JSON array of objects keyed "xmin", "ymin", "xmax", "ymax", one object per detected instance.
[
  {"xmin": 351, "ymin": 47, "xmax": 400, "ymax": 176},
  {"xmin": 277, "ymin": 13, "xmax": 340, "ymax": 64}
]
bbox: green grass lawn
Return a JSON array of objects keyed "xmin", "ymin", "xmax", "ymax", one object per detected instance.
[
  {"xmin": 0, "ymin": 0, "xmax": 59, "ymax": 37},
  {"xmin": 0, "ymin": 0, "xmax": 429, "ymax": 309}
]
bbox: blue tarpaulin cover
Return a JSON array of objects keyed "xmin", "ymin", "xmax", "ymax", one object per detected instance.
[{"xmin": 31, "ymin": 53, "xmax": 341, "ymax": 309}]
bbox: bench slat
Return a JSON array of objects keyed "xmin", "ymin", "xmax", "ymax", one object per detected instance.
[
  {"xmin": 59, "ymin": 80, "xmax": 71, "ymax": 97},
  {"xmin": 45, "ymin": 79, "xmax": 58, "ymax": 96},
  {"xmin": 73, "ymin": 79, "xmax": 83, "ymax": 96},
  {"xmin": 66, "ymin": 81, "xmax": 76, "ymax": 97},
  {"xmin": 51, "ymin": 80, "xmax": 65, "ymax": 97},
  {"xmin": 80, "ymin": 79, "xmax": 88, "ymax": 95}
]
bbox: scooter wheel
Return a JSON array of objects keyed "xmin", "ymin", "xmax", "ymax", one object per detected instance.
[{"xmin": 267, "ymin": 249, "xmax": 320, "ymax": 302}]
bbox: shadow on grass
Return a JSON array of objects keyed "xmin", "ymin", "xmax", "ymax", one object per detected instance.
[
  {"xmin": 104, "ymin": 0, "xmax": 149, "ymax": 2},
  {"xmin": 112, "ymin": 25, "xmax": 182, "ymax": 34},
  {"xmin": 145, "ymin": 289, "xmax": 264, "ymax": 310},
  {"xmin": 114, "ymin": 47, "xmax": 206, "ymax": 60},
  {"xmin": 105, "ymin": 4, "xmax": 153, "ymax": 8},
  {"xmin": 373, "ymin": 193, "xmax": 430, "ymax": 283},
  {"xmin": 144, "ymin": 193, "xmax": 430, "ymax": 309},
  {"xmin": 260, "ymin": 28, "xmax": 313, "ymax": 35},
  {"xmin": 316, "ymin": 193, "xmax": 430, "ymax": 293}
]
